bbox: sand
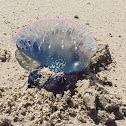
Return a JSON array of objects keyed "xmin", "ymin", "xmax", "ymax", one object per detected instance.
[{"xmin": 0, "ymin": 0, "xmax": 126, "ymax": 125}]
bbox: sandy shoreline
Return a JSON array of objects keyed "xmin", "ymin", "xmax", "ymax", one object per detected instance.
[{"xmin": 0, "ymin": 0, "xmax": 126, "ymax": 125}]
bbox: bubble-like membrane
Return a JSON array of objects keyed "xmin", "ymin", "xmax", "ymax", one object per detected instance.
[{"xmin": 13, "ymin": 18, "xmax": 97, "ymax": 73}]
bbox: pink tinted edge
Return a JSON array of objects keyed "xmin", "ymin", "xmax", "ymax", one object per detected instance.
[
  {"xmin": 12, "ymin": 17, "xmax": 97, "ymax": 54},
  {"xmin": 12, "ymin": 17, "xmax": 92, "ymax": 41}
]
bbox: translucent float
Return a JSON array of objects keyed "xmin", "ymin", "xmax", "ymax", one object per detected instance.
[{"xmin": 13, "ymin": 18, "xmax": 97, "ymax": 73}]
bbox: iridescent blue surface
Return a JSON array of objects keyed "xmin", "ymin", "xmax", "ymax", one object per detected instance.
[{"xmin": 13, "ymin": 18, "xmax": 97, "ymax": 73}]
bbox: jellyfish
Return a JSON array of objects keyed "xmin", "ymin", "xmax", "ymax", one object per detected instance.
[{"xmin": 13, "ymin": 18, "xmax": 97, "ymax": 94}]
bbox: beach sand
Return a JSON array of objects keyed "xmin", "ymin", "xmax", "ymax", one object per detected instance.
[{"xmin": 0, "ymin": 0, "xmax": 126, "ymax": 125}]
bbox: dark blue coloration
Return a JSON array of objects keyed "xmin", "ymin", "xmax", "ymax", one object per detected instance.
[
  {"xmin": 27, "ymin": 65, "xmax": 44, "ymax": 88},
  {"xmin": 13, "ymin": 18, "xmax": 97, "ymax": 73},
  {"xmin": 28, "ymin": 69, "xmax": 42, "ymax": 88},
  {"xmin": 27, "ymin": 67, "xmax": 86, "ymax": 94},
  {"xmin": 44, "ymin": 76, "xmax": 67, "ymax": 94},
  {"xmin": 13, "ymin": 18, "xmax": 97, "ymax": 93}
]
